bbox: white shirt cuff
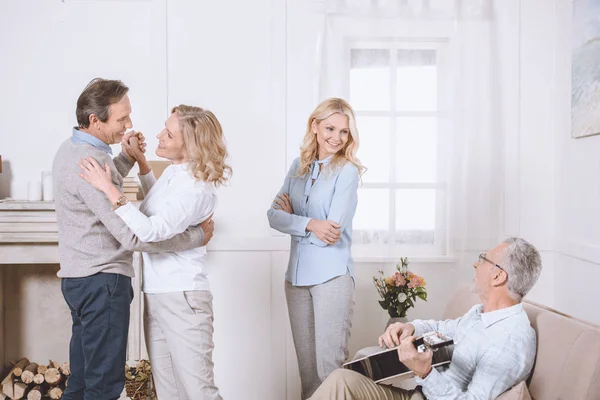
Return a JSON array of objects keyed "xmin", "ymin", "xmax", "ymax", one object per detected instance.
[{"xmin": 114, "ymin": 201, "xmax": 135, "ymax": 218}]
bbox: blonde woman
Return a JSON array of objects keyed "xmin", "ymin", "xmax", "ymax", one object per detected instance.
[
  {"xmin": 78, "ymin": 105, "xmax": 231, "ymax": 400},
  {"xmin": 267, "ymin": 98, "xmax": 365, "ymax": 399}
]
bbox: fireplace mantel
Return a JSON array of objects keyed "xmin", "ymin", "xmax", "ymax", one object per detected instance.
[{"xmin": 0, "ymin": 201, "xmax": 59, "ymax": 264}]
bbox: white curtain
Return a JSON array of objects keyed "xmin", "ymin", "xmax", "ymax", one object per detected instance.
[
  {"xmin": 312, "ymin": 0, "xmax": 506, "ymax": 258},
  {"xmin": 449, "ymin": 1, "xmax": 505, "ymax": 254}
]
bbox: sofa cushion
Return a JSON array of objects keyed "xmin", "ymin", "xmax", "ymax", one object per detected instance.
[
  {"xmin": 524, "ymin": 302, "xmax": 600, "ymax": 400},
  {"xmin": 496, "ymin": 381, "xmax": 532, "ymax": 400}
]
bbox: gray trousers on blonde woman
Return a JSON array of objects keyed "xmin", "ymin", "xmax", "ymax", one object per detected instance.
[
  {"xmin": 144, "ymin": 291, "xmax": 222, "ymax": 400},
  {"xmin": 285, "ymin": 274, "xmax": 355, "ymax": 399},
  {"xmin": 308, "ymin": 369, "xmax": 426, "ymax": 400}
]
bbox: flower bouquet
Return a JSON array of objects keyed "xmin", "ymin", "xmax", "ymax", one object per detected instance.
[{"xmin": 372, "ymin": 257, "xmax": 427, "ymax": 318}]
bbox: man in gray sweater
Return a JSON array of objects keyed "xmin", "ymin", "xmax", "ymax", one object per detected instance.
[{"xmin": 53, "ymin": 78, "xmax": 211, "ymax": 400}]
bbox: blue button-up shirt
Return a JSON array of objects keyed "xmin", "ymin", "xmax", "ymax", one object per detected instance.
[
  {"xmin": 71, "ymin": 128, "xmax": 113, "ymax": 155},
  {"xmin": 412, "ymin": 303, "xmax": 536, "ymax": 399},
  {"xmin": 267, "ymin": 156, "xmax": 359, "ymax": 286}
]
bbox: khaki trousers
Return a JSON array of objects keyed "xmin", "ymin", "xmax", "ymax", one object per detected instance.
[{"xmin": 309, "ymin": 369, "xmax": 426, "ymax": 400}]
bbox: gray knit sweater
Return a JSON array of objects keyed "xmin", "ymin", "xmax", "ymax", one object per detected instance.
[{"xmin": 53, "ymin": 138, "xmax": 204, "ymax": 278}]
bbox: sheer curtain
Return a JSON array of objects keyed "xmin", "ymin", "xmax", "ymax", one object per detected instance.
[
  {"xmin": 449, "ymin": 1, "xmax": 505, "ymax": 256},
  {"xmin": 312, "ymin": 0, "xmax": 506, "ymax": 259}
]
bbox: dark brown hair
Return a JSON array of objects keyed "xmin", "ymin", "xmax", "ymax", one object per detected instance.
[{"xmin": 76, "ymin": 78, "xmax": 129, "ymax": 128}]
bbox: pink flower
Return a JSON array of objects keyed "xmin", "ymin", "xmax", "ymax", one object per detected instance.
[
  {"xmin": 408, "ymin": 276, "xmax": 426, "ymax": 288},
  {"xmin": 395, "ymin": 273, "xmax": 406, "ymax": 287}
]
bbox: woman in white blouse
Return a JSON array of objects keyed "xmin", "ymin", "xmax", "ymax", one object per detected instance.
[{"xmin": 78, "ymin": 105, "xmax": 231, "ymax": 400}]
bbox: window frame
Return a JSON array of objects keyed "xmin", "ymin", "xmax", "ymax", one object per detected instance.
[{"xmin": 344, "ymin": 39, "xmax": 452, "ymax": 257}]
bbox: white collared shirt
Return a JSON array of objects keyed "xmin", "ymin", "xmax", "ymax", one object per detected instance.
[
  {"xmin": 115, "ymin": 163, "xmax": 216, "ymax": 292},
  {"xmin": 411, "ymin": 303, "xmax": 536, "ymax": 399}
]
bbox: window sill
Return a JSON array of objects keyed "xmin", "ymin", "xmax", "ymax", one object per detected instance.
[{"xmin": 353, "ymin": 255, "xmax": 458, "ymax": 263}]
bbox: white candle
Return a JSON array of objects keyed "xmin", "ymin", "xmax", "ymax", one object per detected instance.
[
  {"xmin": 42, "ymin": 171, "xmax": 53, "ymax": 201},
  {"xmin": 27, "ymin": 181, "xmax": 42, "ymax": 201}
]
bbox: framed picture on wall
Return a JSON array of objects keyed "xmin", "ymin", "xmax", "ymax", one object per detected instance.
[{"xmin": 571, "ymin": 0, "xmax": 600, "ymax": 138}]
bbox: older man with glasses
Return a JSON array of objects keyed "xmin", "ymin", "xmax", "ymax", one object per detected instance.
[{"xmin": 309, "ymin": 237, "xmax": 542, "ymax": 400}]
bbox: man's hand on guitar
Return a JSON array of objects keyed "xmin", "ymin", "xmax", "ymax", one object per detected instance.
[
  {"xmin": 378, "ymin": 322, "xmax": 415, "ymax": 348},
  {"xmin": 397, "ymin": 335, "xmax": 433, "ymax": 379}
]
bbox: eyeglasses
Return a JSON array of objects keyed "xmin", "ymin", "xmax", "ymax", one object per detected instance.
[{"xmin": 478, "ymin": 253, "xmax": 508, "ymax": 276}]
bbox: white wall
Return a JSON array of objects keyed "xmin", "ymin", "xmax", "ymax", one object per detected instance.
[
  {"xmin": 0, "ymin": 0, "xmax": 168, "ymax": 200},
  {"xmin": 166, "ymin": 0, "xmax": 288, "ymax": 239},
  {"xmin": 512, "ymin": 0, "xmax": 557, "ymax": 308},
  {"xmin": 552, "ymin": 0, "xmax": 600, "ymax": 325},
  {"xmin": 506, "ymin": 0, "xmax": 600, "ymax": 325}
]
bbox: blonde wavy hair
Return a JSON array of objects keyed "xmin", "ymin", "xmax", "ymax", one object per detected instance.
[
  {"xmin": 297, "ymin": 98, "xmax": 365, "ymax": 177},
  {"xmin": 172, "ymin": 105, "xmax": 232, "ymax": 186}
]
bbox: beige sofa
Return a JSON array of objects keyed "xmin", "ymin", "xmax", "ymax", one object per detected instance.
[{"xmin": 443, "ymin": 287, "xmax": 600, "ymax": 400}]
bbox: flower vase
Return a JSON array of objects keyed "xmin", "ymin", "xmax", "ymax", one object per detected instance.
[{"xmin": 385, "ymin": 316, "xmax": 408, "ymax": 331}]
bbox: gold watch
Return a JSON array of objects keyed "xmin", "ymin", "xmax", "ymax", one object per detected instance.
[{"xmin": 112, "ymin": 195, "xmax": 130, "ymax": 210}]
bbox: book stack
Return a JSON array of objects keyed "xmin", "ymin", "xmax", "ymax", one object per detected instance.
[{"xmin": 123, "ymin": 177, "xmax": 139, "ymax": 201}]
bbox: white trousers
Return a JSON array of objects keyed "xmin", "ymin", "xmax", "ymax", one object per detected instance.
[{"xmin": 144, "ymin": 291, "xmax": 222, "ymax": 400}]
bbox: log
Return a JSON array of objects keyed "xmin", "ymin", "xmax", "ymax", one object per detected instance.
[
  {"xmin": 48, "ymin": 387, "xmax": 63, "ymax": 399},
  {"xmin": 20, "ymin": 372, "xmax": 34, "ymax": 384},
  {"xmin": 26, "ymin": 385, "xmax": 45, "ymax": 400},
  {"xmin": 12, "ymin": 358, "xmax": 31, "ymax": 378},
  {"xmin": 13, "ymin": 382, "xmax": 27, "ymax": 400},
  {"xmin": 59, "ymin": 362, "xmax": 70, "ymax": 377},
  {"xmin": 36, "ymin": 365, "xmax": 47, "ymax": 375},
  {"xmin": 1, "ymin": 357, "xmax": 29, "ymax": 398},
  {"xmin": 23, "ymin": 363, "xmax": 39, "ymax": 374},
  {"xmin": 21, "ymin": 363, "xmax": 39, "ymax": 384},
  {"xmin": 2, "ymin": 358, "xmax": 29, "ymax": 381},
  {"xmin": 48, "ymin": 361, "xmax": 59, "ymax": 370},
  {"xmin": 33, "ymin": 373, "xmax": 45, "ymax": 385},
  {"xmin": 1, "ymin": 381, "xmax": 13, "ymax": 399},
  {"xmin": 44, "ymin": 368, "xmax": 62, "ymax": 386},
  {"xmin": 0, "ymin": 391, "xmax": 6, "ymax": 399}
]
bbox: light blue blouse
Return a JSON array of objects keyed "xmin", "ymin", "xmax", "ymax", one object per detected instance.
[{"xmin": 267, "ymin": 156, "xmax": 359, "ymax": 286}]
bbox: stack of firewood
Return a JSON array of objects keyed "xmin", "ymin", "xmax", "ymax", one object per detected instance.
[{"xmin": 0, "ymin": 359, "xmax": 69, "ymax": 400}]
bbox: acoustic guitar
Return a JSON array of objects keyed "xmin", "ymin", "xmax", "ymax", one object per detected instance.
[{"xmin": 343, "ymin": 331, "xmax": 454, "ymax": 383}]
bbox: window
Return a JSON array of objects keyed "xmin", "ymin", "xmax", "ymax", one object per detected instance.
[{"xmin": 348, "ymin": 41, "xmax": 449, "ymax": 256}]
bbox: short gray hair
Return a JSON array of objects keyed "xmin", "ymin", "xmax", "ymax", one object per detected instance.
[
  {"xmin": 76, "ymin": 78, "xmax": 129, "ymax": 128},
  {"xmin": 501, "ymin": 237, "xmax": 542, "ymax": 301}
]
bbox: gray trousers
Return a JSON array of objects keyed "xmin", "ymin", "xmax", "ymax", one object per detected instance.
[
  {"xmin": 144, "ymin": 291, "xmax": 222, "ymax": 400},
  {"xmin": 285, "ymin": 274, "xmax": 355, "ymax": 399}
]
